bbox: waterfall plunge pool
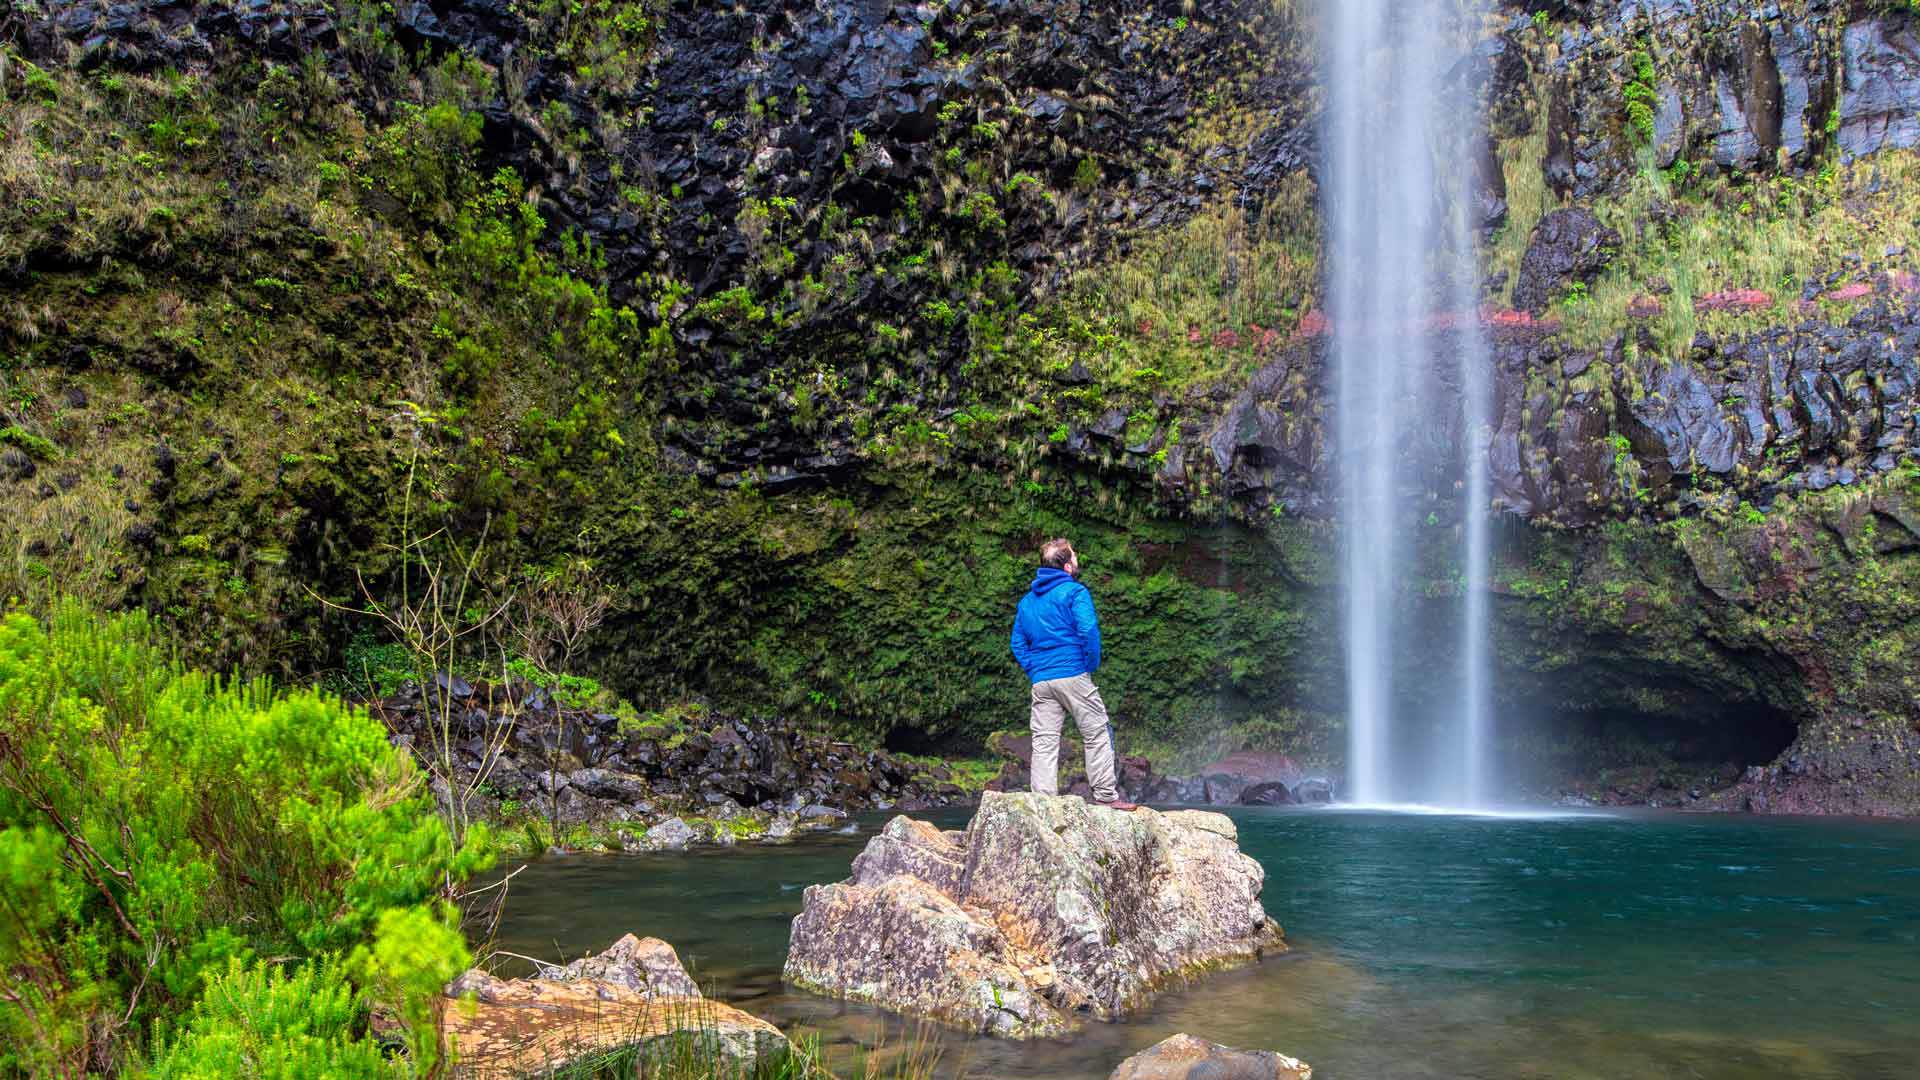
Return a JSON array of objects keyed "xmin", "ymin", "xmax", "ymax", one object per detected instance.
[{"xmin": 490, "ymin": 807, "xmax": 1920, "ymax": 1079}]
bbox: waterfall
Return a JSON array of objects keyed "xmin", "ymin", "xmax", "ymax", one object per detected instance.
[{"xmin": 1324, "ymin": 0, "xmax": 1494, "ymax": 807}]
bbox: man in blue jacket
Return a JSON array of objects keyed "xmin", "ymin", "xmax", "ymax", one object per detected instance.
[{"xmin": 1009, "ymin": 538, "xmax": 1138, "ymax": 810}]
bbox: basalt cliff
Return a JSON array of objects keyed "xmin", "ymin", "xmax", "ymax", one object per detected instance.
[{"xmin": 3, "ymin": 0, "xmax": 1918, "ymax": 812}]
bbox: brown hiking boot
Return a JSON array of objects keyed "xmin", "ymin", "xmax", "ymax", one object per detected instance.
[{"xmin": 1096, "ymin": 799, "xmax": 1141, "ymax": 811}]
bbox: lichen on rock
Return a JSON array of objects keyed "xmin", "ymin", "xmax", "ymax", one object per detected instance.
[
  {"xmin": 1110, "ymin": 1033, "xmax": 1312, "ymax": 1080},
  {"xmin": 783, "ymin": 791, "xmax": 1284, "ymax": 1037}
]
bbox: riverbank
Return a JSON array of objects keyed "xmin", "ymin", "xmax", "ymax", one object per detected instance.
[{"xmin": 364, "ymin": 660, "xmax": 1824, "ymax": 856}]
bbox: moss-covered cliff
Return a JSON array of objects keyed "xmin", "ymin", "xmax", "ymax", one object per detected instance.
[{"xmin": 2, "ymin": 0, "xmax": 1917, "ymax": 810}]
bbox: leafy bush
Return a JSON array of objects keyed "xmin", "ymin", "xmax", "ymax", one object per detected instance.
[
  {"xmin": 1623, "ymin": 45, "xmax": 1658, "ymax": 147},
  {"xmin": 0, "ymin": 602, "xmax": 489, "ymax": 1075},
  {"xmin": 504, "ymin": 656, "xmax": 603, "ymax": 708},
  {"xmin": 339, "ymin": 628, "xmax": 415, "ymax": 696},
  {"xmin": 144, "ymin": 958, "xmax": 393, "ymax": 1079}
]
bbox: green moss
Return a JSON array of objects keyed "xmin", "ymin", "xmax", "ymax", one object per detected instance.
[{"xmin": 0, "ymin": 426, "xmax": 59, "ymax": 460}]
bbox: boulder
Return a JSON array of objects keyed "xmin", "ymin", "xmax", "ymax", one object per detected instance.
[
  {"xmin": 442, "ymin": 973, "xmax": 788, "ymax": 1078},
  {"xmin": 784, "ymin": 792, "xmax": 1284, "ymax": 1038},
  {"xmin": 446, "ymin": 933, "xmax": 788, "ymax": 1076},
  {"xmin": 1110, "ymin": 1033, "xmax": 1312, "ymax": 1080},
  {"xmin": 1202, "ymin": 773, "xmax": 1252, "ymax": 805},
  {"xmin": 1293, "ymin": 778, "xmax": 1335, "ymax": 804},
  {"xmin": 638, "ymin": 816, "xmax": 698, "ymax": 851},
  {"xmin": 1239, "ymin": 781, "xmax": 1295, "ymax": 806},
  {"xmin": 535, "ymin": 933, "xmax": 702, "ymax": 998}
]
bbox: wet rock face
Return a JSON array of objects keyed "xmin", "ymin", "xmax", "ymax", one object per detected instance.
[
  {"xmin": 1110, "ymin": 1033, "xmax": 1313, "ymax": 1080},
  {"xmin": 1503, "ymin": 3, "xmax": 1920, "ymax": 199},
  {"xmin": 1836, "ymin": 17, "xmax": 1920, "ymax": 160},
  {"xmin": 1041, "ymin": 247, "xmax": 1914, "ymax": 558},
  {"xmin": 783, "ymin": 792, "xmax": 1283, "ymax": 1037},
  {"xmin": 1166, "ymin": 288, "xmax": 1920, "ymax": 528},
  {"xmin": 1512, "ymin": 208, "xmax": 1621, "ymax": 315}
]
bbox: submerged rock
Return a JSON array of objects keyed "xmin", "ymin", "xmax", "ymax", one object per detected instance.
[
  {"xmin": 1110, "ymin": 1033, "xmax": 1312, "ymax": 1080},
  {"xmin": 783, "ymin": 792, "xmax": 1284, "ymax": 1037}
]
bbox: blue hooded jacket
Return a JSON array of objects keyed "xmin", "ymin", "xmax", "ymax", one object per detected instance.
[{"xmin": 1010, "ymin": 567, "xmax": 1102, "ymax": 684}]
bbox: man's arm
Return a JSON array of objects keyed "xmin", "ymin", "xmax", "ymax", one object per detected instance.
[
  {"xmin": 1010, "ymin": 609, "xmax": 1034, "ymax": 675},
  {"xmin": 1071, "ymin": 585, "xmax": 1102, "ymax": 673}
]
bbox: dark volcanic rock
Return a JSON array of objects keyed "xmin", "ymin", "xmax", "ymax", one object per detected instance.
[
  {"xmin": 1836, "ymin": 18, "xmax": 1920, "ymax": 160},
  {"xmin": 1239, "ymin": 781, "xmax": 1296, "ymax": 806},
  {"xmin": 370, "ymin": 676, "xmax": 969, "ymax": 847},
  {"xmin": 1512, "ymin": 208, "xmax": 1621, "ymax": 314}
]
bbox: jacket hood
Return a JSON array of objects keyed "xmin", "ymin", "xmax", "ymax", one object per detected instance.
[{"xmin": 1029, "ymin": 567, "xmax": 1078, "ymax": 596}]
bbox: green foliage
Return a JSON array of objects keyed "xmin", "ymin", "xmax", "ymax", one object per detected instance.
[
  {"xmin": 1623, "ymin": 45, "xmax": 1658, "ymax": 148},
  {"xmin": 515, "ymin": 0, "xmax": 666, "ymax": 93},
  {"xmin": 704, "ymin": 473, "xmax": 1329, "ymax": 751},
  {"xmin": 694, "ymin": 285, "xmax": 770, "ymax": 327},
  {"xmin": 0, "ymin": 425, "xmax": 59, "ymax": 461},
  {"xmin": 0, "ymin": 603, "xmax": 489, "ymax": 1074},
  {"xmin": 350, "ymin": 906, "xmax": 471, "ymax": 1074},
  {"xmin": 340, "ymin": 630, "xmax": 414, "ymax": 697},
  {"xmin": 505, "ymin": 655, "xmax": 603, "ymax": 707},
  {"xmin": 1072, "ymin": 156, "xmax": 1101, "ymax": 191},
  {"xmin": 363, "ymin": 102, "xmax": 485, "ymax": 222},
  {"xmin": 145, "ymin": 958, "xmax": 393, "ymax": 1079}
]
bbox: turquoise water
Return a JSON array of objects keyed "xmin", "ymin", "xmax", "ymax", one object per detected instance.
[{"xmin": 493, "ymin": 808, "xmax": 1920, "ymax": 1078}]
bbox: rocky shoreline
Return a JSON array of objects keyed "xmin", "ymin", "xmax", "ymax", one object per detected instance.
[
  {"xmin": 372, "ymin": 670, "xmax": 1837, "ymax": 838},
  {"xmin": 370, "ymin": 677, "xmax": 980, "ymax": 852}
]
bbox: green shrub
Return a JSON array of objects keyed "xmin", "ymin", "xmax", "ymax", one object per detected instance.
[
  {"xmin": 340, "ymin": 629, "xmax": 414, "ymax": 697},
  {"xmin": 504, "ymin": 655, "xmax": 603, "ymax": 707},
  {"xmin": 0, "ymin": 602, "xmax": 489, "ymax": 1074},
  {"xmin": 144, "ymin": 958, "xmax": 393, "ymax": 1079},
  {"xmin": 1623, "ymin": 46, "xmax": 1658, "ymax": 147}
]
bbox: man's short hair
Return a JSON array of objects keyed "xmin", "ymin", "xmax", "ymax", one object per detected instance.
[{"xmin": 1040, "ymin": 538, "xmax": 1075, "ymax": 568}]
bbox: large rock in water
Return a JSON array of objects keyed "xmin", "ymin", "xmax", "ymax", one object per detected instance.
[
  {"xmin": 783, "ymin": 792, "xmax": 1284, "ymax": 1037},
  {"xmin": 444, "ymin": 936, "xmax": 790, "ymax": 1077},
  {"xmin": 1110, "ymin": 1033, "xmax": 1312, "ymax": 1080}
]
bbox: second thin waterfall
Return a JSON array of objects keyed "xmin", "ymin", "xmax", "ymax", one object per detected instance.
[{"xmin": 1324, "ymin": 0, "xmax": 1494, "ymax": 808}]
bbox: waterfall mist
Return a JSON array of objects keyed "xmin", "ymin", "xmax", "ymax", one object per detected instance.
[{"xmin": 1323, "ymin": 0, "xmax": 1494, "ymax": 807}]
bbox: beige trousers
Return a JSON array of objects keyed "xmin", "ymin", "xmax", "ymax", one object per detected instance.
[{"xmin": 1028, "ymin": 673, "xmax": 1119, "ymax": 801}]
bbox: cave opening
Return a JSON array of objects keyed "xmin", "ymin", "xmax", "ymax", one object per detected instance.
[{"xmin": 1505, "ymin": 691, "xmax": 1802, "ymax": 802}]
